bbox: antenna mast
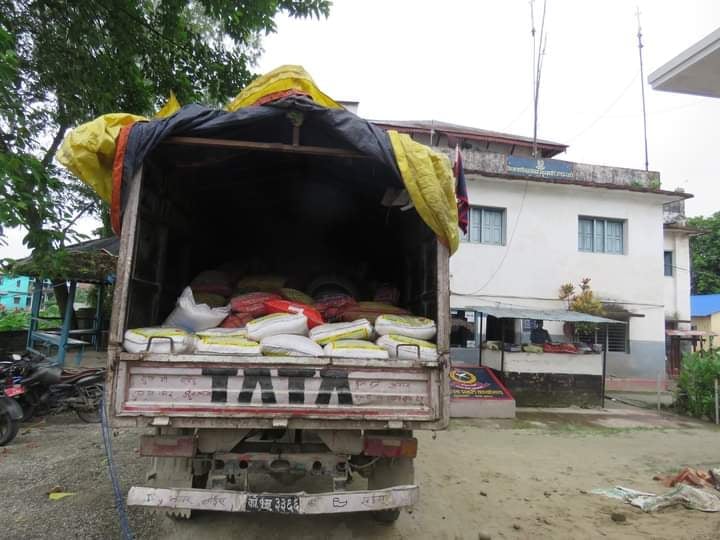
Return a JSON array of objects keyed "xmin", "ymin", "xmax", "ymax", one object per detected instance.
[
  {"xmin": 636, "ymin": 7, "xmax": 649, "ymax": 171},
  {"xmin": 531, "ymin": 0, "xmax": 548, "ymax": 158}
]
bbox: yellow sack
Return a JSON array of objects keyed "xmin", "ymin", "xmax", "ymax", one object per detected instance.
[
  {"xmin": 226, "ymin": 65, "xmax": 341, "ymax": 111},
  {"xmin": 387, "ymin": 131, "xmax": 460, "ymax": 254},
  {"xmin": 56, "ymin": 94, "xmax": 180, "ymax": 203}
]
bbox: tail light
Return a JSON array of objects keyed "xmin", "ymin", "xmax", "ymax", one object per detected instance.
[{"xmin": 363, "ymin": 435, "xmax": 417, "ymax": 458}]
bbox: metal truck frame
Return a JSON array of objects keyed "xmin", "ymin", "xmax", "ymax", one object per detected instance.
[{"xmin": 106, "ymin": 135, "xmax": 450, "ymax": 521}]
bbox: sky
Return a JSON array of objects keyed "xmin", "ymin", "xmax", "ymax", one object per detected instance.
[{"xmin": 2, "ymin": 0, "xmax": 720, "ymax": 260}]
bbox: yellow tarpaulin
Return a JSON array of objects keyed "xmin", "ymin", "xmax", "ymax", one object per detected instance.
[
  {"xmin": 388, "ymin": 131, "xmax": 460, "ymax": 254},
  {"xmin": 56, "ymin": 94, "xmax": 181, "ymax": 203},
  {"xmin": 56, "ymin": 113, "xmax": 145, "ymax": 203},
  {"xmin": 225, "ymin": 65, "xmax": 341, "ymax": 111},
  {"xmin": 56, "ymin": 67, "xmax": 460, "ymax": 254}
]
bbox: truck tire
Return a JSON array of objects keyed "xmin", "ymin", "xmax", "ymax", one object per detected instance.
[{"xmin": 367, "ymin": 457, "xmax": 414, "ymax": 524}]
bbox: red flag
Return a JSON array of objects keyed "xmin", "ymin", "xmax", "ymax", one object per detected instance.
[{"xmin": 454, "ymin": 144, "xmax": 469, "ymax": 235}]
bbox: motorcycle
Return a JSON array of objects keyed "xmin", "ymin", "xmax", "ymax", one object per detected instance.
[
  {"xmin": 2, "ymin": 353, "xmax": 105, "ymax": 424},
  {"xmin": 18, "ymin": 363, "xmax": 105, "ymax": 423},
  {"xmin": 0, "ymin": 357, "xmax": 24, "ymax": 445}
]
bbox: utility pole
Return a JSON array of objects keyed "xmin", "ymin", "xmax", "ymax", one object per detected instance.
[
  {"xmin": 636, "ymin": 7, "xmax": 649, "ymax": 171},
  {"xmin": 530, "ymin": 0, "xmax": 548, "ymax": 158}
]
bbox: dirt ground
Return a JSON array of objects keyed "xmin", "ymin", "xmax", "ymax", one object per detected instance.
[{"xmin": 2, "ymin": 405, "xmax": 720, "ymax": 540}]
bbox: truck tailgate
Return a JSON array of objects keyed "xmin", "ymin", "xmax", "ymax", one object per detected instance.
[{"xmin": 111, "ymin": 353, "xmax": 447, "ymax": 429}]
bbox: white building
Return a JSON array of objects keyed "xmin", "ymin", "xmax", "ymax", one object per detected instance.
[{"xmin": 374, "ymin": 120, "xmax": 693, "ymax": 383}]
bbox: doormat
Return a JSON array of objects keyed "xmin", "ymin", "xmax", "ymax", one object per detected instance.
[{"xmin": 450, "ymin": 367, "xmax": 513, "ymax": 400}]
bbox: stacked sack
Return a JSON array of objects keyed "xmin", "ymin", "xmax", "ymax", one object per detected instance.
[
  {"xmin": 374, "ymin": 314, "xmax": 439, "ymax": 361},
  {"xmin": 122, "ymin": 271, "xmax": 436, "ymax": 361},
  {"xmin": 309, "ymin": 319, "xmax": 389, "ymax": 359}
]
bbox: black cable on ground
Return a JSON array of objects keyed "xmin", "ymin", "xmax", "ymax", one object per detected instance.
[{"xmin": 100, "ymin": 392, "xmax": 133, "ymax": 540}]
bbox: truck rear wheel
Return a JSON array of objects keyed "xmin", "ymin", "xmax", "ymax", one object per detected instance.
[{"xmin": 367, "ymin": 457, "xmax": 414, "ymax": 524}]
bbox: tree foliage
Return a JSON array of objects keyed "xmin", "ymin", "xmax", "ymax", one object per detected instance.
[
  {"xmin": 687, "ymin": 213, "xmax": 720, "ymax": 294},
  {"xmin": 676, "ymin": 350, "xmax": 720, "ymax": 422},
  {"xmin": 0, "ymin": 0, "xmax": 330, "ymax": 261},
  {"xmin": 558, "ymin": 277, "xmax": 605, "ymax": 335}
]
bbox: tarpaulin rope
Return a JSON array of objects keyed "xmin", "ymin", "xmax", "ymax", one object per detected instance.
[{"xmin": 100, "ymin": 392, "xmax": 133, "ymax": 540}]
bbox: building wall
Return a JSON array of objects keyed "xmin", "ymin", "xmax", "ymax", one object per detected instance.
[
  {"xmin": 663, "ymin": 230, "xmax": 692, "ymax": 326},
  {"xmin": 0, "ymin": 275, "xmax": 32, "ymax": 311},
  {"xmin": 449, "ymin": 175, "xmax": 670, "ymax": 378}
]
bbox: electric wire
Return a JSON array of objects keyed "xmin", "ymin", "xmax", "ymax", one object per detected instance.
[{"xmin": 101, "ymin": 392, "xmax": 133, "ymax": 540}]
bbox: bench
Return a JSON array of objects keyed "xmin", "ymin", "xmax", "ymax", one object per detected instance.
[{"xmin": 29, "ymin": 331, "xmax": 90, "ymax": 365}]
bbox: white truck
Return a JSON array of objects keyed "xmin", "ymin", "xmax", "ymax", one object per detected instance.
[{"xmin": 105, "ymin": 101, "xmax": 451, "ymax": 523}]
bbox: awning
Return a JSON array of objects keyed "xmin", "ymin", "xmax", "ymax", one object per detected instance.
[{"xmin": 464, "ymin": 305, "xmax": 624, "ymax": 324}]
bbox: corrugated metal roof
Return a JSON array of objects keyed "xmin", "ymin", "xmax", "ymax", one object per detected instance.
[
  {"xmin": 370, "ymin": 119, "xmax": 568, "ymax": 155},
  {"xmin": 464, "ymin": 305, "xmax": 624, "ymax": 324},
  {"xmin": 65, "ymin": 237, "xmax": 119, "ymax": 256},
  {"xmin": 691, "ymin": 294, "xmax": 720, "ymax": 317}
]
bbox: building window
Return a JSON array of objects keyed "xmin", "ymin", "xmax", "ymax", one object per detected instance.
[
  {"xmin": 25, "ymin": 297, "xmax": 31, "ymax": 307},
  {"xmin": 664, "ymin": 251, "xmax": 673, "ymax": 276},
  {"xmin": 462, "ymin": 206, "xmax": 505, "ymax": 245},
  {"xmin": 578, "ymin": 217, "xmax": 624, "ymax": 254},
  {"xmin": 577, "ymin": 323, "xmax": 629, "ymax": 353},
  {"xmin": 13, "ymin": 296, "xmax": 20, "ymax": 305}
]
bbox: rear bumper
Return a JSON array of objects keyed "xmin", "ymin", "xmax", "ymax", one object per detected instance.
[{"xmin": 127, "ymin": 485, "xmax": 418, "ymax": 514}]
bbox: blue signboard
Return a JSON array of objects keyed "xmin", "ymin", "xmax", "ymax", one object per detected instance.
[{"xmin": 507, "ymin": 156, "xmax": 573, "ymax": 179}]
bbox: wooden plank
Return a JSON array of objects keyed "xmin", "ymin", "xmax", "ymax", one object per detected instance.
[
  {"xmin": 163, "ymin": 136, "xmax": 367, "ymax": 160},
  {"xmin": 435, "ymin": 239, "xmax": 451, "ymax": 428},
  {"xmin": 109, "ymin": 166, "xmax": 143, "ymax": 348}
]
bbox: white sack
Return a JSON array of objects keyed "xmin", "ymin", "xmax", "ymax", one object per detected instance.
[
  {"xmin": 309, "ymin": 319, "xmax": 373, "ymax": 345},
  {"xmin": 376, "ymin": 334, "xmax": 438, "ymax": 361},
  {"xmin": 123, "ymin": 327, "xmax": 192, "ymax": 354},
  {"xmin": 323, "ymin": 339, "xmax": 389, "ymax": 359},
  {"xmin": 163, "ymin": 287, "xmax": 229, "ymax": 332},
  {"xmin": 246, "ymin": 313, "xmax": 308, "ymax": 341},
  {"xmin": 374, "ymin": 314, "xmax": 436, "ymax": 340},
  {"xmin": 261, "ymin": 335, "xmax": 324, "ymax": 357}
]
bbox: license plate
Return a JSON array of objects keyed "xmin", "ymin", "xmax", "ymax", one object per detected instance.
[
  {"xmin": 245, "ymin": 495, "xmax": 300, "ymax": 514},
  {"xmin": 5, "ymin": 385, "xmax": 25, "ymax": 397}
]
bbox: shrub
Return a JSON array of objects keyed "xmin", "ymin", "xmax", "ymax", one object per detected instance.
[{"xmin": 676, "ymin": 351, "xmax": 720, "ymax": 422}]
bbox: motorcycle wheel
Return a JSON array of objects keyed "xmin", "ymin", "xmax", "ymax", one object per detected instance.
[
  {"xmin": 0, "ymin": 411, "xmax": 20, "ymax": 446},
  {"xmin": 75, "ymin": 384, "xmax": 103, "ymax": 424}
]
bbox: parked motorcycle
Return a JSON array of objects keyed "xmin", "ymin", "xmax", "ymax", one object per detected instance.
[
  {"xmin": 18, "ymin": 364, "xmax": 105, "ymax": 423},
  {"xmin": 2, "ymin": 353, "xmax": 105, "ymax": 424},
  {"xmin": 0, "ymin": 357, "xmax": 24, "ymax": 445}
]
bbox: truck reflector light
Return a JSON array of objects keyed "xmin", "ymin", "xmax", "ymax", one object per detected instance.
[
  {"xmin": 139, "ymin": 435, "xmax": 196, "ymax": 457},
  {"xmin": 363, "ymin": 436, "xmax": 417, "ymax": 458}
]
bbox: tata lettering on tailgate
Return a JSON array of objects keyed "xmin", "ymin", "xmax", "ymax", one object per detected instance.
[{"xmin": 121, "ymin": 365, "xmax": 433, "ymax": 417}]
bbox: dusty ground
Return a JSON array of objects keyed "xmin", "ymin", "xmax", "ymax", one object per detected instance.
[{"xmin": 1, "ymin": 406, "xmax": 720, "ymax": 540}]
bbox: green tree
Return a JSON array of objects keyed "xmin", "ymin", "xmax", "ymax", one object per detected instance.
[
  {"xmin": 0, "ymin": 0, "xmax": 330, "ymax": 261},
  {"xmin": 688, "ymin": 213, "xmax": 720, "ymax": 294}
]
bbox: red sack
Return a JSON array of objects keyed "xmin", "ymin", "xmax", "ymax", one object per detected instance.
[
  {"xmin": 220, "ymin": 312, "xmax": 253, "ymax": 328},
  {"xmin": 230, "ymin": 292, "xmax": 280, "ymax": 317},
  {"xmin": 191, "ymin": 271, "xmax": 233, "ymax": 297},
  {"xmin": 543, "ymin": 343, "xmax": 578, "ymax": 354},
  {"xmin": 314, "ymin": 294, "xmax": 356, "ymax": 322},
  {"xmin": 264, "ymin": 299, "xmax": 324, "ymax": 328}
]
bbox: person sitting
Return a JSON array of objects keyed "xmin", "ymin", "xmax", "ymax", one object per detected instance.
[{"xmin": 530, "ymin": 320, "xmax": 552, "ymax": 344}]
